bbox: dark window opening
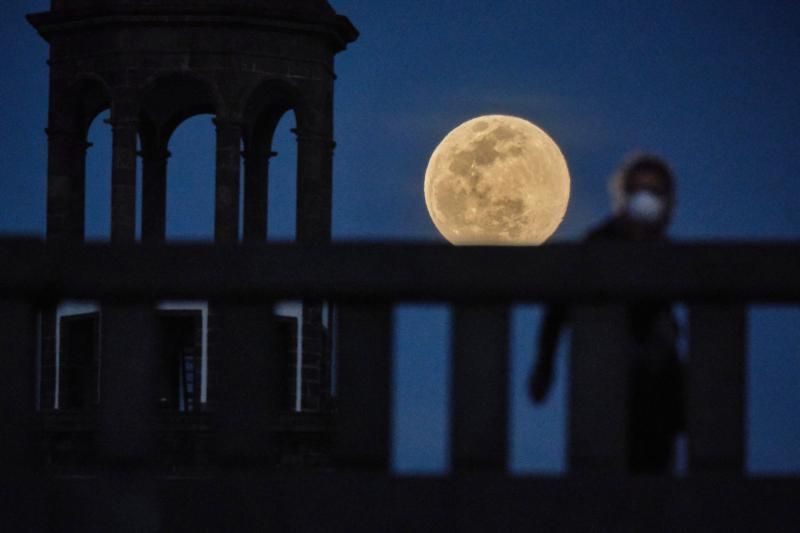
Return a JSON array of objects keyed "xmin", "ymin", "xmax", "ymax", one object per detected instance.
[
  {"xmin": 158, "ymin": 311, "xmax": 202, "ymax": 412},
  {"xmin": 59, "ymin": 313, "xmax": 100, "ymax": 410},
  {"xmin": 275, "ymin": 315, "xmax": 298, "ymax": 412}
]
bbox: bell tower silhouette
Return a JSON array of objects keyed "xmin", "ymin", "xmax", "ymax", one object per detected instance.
[{"xmin": 29, "ymin": 0, "xmax": 357, "ymax": 464}]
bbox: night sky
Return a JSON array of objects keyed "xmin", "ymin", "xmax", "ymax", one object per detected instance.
[{"xmin": 1, "ymin": 0, "xmax": 799, "ymax": 473}]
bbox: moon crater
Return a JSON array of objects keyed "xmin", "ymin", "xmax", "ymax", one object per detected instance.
[{"xmin": 425, "ymin": 115, "xmax": 570, "ymax": 245}]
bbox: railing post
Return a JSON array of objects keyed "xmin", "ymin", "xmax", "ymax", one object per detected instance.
[
  {"xmin": 451, "ymin": 304, "xmax": 509, "ymax": 472},
  {"xmin": 568, "ymin": 306, "xmax": 631, "ymax": 474},
  {"xmin": 0, "ymin": 301, "xmax": 46, "ymax": 533},
  {"xmin": 688, "ymin": 304, "xmax": 747, "ymax": 474},
  {"xmin": 335, "ymin": 304, "xmax": 393, "ymax": 469},
  {"xmin": 71, "ymin": 304, "xmax": 161, "ymax": 531},
  {"xmin": 210, "ymin": 304, "xmax": 281, "ymax": 465},
  {"xmin": 97, "ymin": 304, "xmax": 160, "ymax": 462},
  {"xmin": 0, "ymin": 300, "xmax": 36, "ymax": 472}
]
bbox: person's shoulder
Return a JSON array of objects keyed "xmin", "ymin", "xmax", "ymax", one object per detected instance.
[{"xmin": 584, "ymin": 217, "xmax": 621, "ymax": 242}]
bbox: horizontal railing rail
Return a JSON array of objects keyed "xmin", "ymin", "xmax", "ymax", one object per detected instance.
[{"xmin": 1, "ymin": 238, "xmax": 799, "ymax": 303}]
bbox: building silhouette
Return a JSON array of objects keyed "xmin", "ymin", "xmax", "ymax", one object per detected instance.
[{"xmin": 28, "ymin": 0, "xmax": 357, "ymax": 469}]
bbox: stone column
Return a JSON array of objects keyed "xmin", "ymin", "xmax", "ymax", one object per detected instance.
[
  {"xmin": 109, "ymin": 100, "xmax": 139, "ymax": 244},
  {"xmin": 294, "ymin": 90, "xmax": 335, "ymax": 412},
  {"xmin": 242, "ymin": 142, "xmax": 275, "ymax": 243},
  {"xmin": 295, "ymin": 130, "xmax": 334, "ymax": 244},
  {"xmin": 214, "ymin": 118, "xmax": 242, "ymax": 243},
  {"xmin": 45, "ymin": 127, "xmax": 87, "ymax": 242},
  {"xmin": 140, "ymin": 144, "xmax": 170, "ymax": 243},
  {"xmin": 70, "ymin": 138, "xmax": 92, "ymax": 241}
]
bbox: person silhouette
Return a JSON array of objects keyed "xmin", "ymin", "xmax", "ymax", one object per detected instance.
[{"xmin": 529, "ymin": 153, "xmax": 686, "ymax": 473}]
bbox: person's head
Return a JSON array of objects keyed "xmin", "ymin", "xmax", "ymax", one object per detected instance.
[{"xmin": 610, "ymin": 153, "xmax": 675, "ymax": 232}]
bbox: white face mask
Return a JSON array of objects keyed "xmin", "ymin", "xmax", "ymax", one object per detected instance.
[{"xmin": 626, "ymin": 190, "xmax": 666, "ymax": 223}]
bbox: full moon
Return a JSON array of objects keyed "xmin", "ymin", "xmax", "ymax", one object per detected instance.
[{"xmin": 424, "ymin": 115, "xmax": 570, "ymax": 245}]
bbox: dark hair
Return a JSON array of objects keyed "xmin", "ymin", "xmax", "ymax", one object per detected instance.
[{"xmin": 610, "ymin": 153, "xmax": 675, "ymax": 212}]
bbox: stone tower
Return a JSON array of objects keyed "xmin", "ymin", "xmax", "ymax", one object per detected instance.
[{"xmin": 28, "ymin": 0, "xmax": 357, "ymax": 465}]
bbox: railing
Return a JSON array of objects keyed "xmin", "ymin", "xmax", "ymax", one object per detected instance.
[{"xmin": 1, "ymin": 238, "xmax": 799, "ymax": 531}]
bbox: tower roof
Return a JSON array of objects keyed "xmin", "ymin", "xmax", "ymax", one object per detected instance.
[
  {"xmin": 47, "ymin": 0, "xmax": 338, "ymax": 15},
  {"xmin": 30, "ymin": 0, "xmax": 358, "ymax": 50}
]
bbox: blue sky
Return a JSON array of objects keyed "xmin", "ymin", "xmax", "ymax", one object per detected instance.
[{"xmin": 1, "ymin": 0, "xmax": 799, "ymax": 473}]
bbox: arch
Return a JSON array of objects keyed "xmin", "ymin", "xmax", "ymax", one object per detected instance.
[
  {"xmin": 242, "ymin": 77, "xmax": 309, "ymax": 144},
  {"xmin": 267, "ymin": 111, "xmax": 299, "ymax": 241},
  {"xmin": 137, "ymin": 73, "xmax": 223, "ymax": 243},
  {"xmin": 240, "ymin": 78, "xmax": 309, "ymax": 242},
  {"xmin": 139, "ymin": 71, "xmax": 224, "ymax": 140},
  {"xmin": 52, "ymin": 75, "xmax": 113, "ymax": 241},
  {"xmin": 163, "ymin": 114, "xmax": 217, "ymax": 241},
  {"xmin": 68, "ymin": 74, "xmax": 112, "ymax": 138},
  {"xmin": 84, "ymin": 110, "xmax": 113, "ymax": 240}
]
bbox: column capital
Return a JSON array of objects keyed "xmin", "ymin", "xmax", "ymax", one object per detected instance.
[
  {"xmin": 241, "ymin": 149, "xmax": 278, "ymax": 160},
  {"xmin": 45, "ymin": 127, "xmax": 80, "ymax": 140},
  {"xmin": 137, "ymin": 147, "xmax": 171, "ymax": 160},
  {"xmin": 292, "ymin": 128, "xmax": 336, "ymax": 150},
  {"xmin": 105, "ymin": 116, "xmax": 138, "ymax": 131},
  {"xmin": 45, "ymin": 128, "xmax": 93, "ymax": 151},
  {"xmin": 213, "ymin": 117, "xmax": 243, "ymax": 129}
]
